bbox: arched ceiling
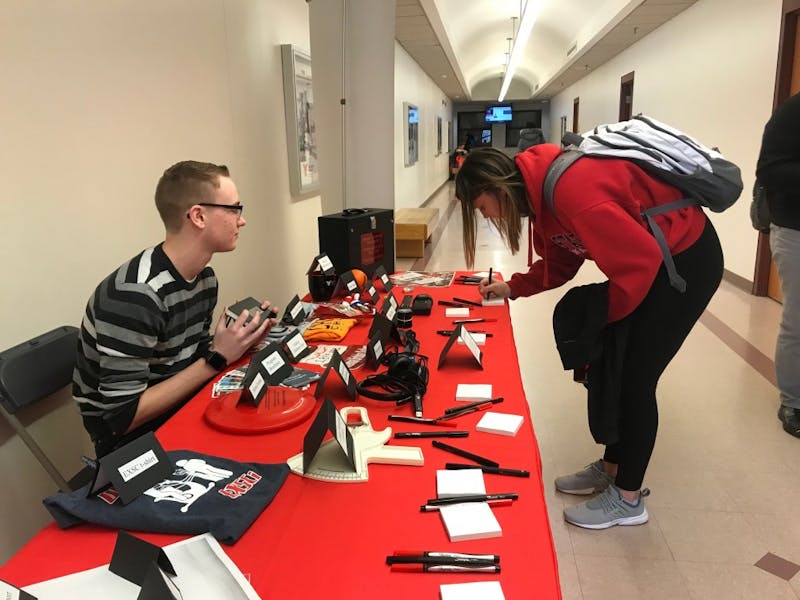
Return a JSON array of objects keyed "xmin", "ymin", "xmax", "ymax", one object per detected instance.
[{"xmin": 397, "ymin": 0, "xmax": 698, "ymax": 101}]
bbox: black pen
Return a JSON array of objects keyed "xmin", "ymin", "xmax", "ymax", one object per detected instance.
[
  {"xmin": 437, "ymin": 300, "xmax": 468, "ymax": 307},
  {"xmin": 488, "ymin": 267, "xmax": 493, "ymax": 284},
  {"xmin": 391, "ymin": 564, "xmax": 501, "ymax": 573},
  {"xmin": 452, "ymin": 297, "xmax": 483, "ymax": 307},
  {"xmin": 431, "ymin": 440, "xmax": 499, "ymax": 467},
  {"xmin": 388, "ymin": 415, "xmax": 457, "ymax": 428},
  {"xmin": 387, "ymin": 554, "xmax": 497, "ymax": 565},
  {"xmin": 444, "ymin": 397, "xmax": 504, "ymax": 414},
  {"xmin": 437, "ymin": 329, "xmax": 493, "ymax": 337},
  {"xmin": 425, "ymin": 492, "xmax": 518, "ymax": 506},
  {"xmin": 394, "ymin": 431, "xmax": 468, "ymax": 439},
  {"xmin": 445, "ymin": 462, "xmax": 531, "ymax": 478},
  {"xmin": 391, "ymin": 550, "xmax": 500, "ymax": 563}
]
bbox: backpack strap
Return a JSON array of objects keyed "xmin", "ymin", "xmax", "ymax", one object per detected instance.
[
  {"xmin": 640, "ymin": 198, "xmax": 699, "ymax": 293},
  {"xmin": 542, "ymin": 149, "xmax": 584, "ymax": 224}
]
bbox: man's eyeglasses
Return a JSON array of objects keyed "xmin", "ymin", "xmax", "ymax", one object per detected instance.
[{"xmin": 194, "ymin": 202, "xmax": 244, "ymax": 215}]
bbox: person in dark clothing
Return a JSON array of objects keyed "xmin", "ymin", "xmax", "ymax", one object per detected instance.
[
  {"xmin": 517, "ymin": 122, "xmax": 545, "ymax": 152},
  {"xmin": 454, "ymin": 146, "xmax": 723, "ymax": 529},
  {"xmin": 756, "ymin": 92, "xmax": 800, "ymax": 438}
]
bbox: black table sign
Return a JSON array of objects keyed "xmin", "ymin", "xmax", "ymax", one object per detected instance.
[
  {"xmin": 88, "ymin": 432, "xmax": 173, "ymax": 505},
  {"xmin": 239, "ymin": 342, "xmax": 294, "ymax": 406},
  {"xmin": 314, "ymin": 349, "xmax": 357, "ymax": 400},
  {"xmin": 373, "ymin": 265, "xmax": 393, "ymax": 292},
  {"xmin": 302, "ymin": 397, "xmax": 356, "ymax": 474},
  {"xmin": 437, "ymin": 324, "xmax": 484, "ymax": 370}
]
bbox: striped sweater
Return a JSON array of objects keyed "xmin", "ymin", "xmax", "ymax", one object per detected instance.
[{"xmin": 73, "ymin": 244, "xmax": 217, "ymax": 455}]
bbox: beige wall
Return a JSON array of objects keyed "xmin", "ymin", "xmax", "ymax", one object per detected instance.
[
  {"xmin": 394, "ymin": 42, "xmax": 453, "ymax": 209},
  {"xmin": 0, "ymin": 0, "xmax": 322, "ymax": 563},
  {"xmin": 547, "ymin": 0, "xmax": 782, "ymax": 282}
]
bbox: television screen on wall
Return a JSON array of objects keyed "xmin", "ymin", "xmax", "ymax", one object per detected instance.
[{"xmin": 485, "ymin": 106, "xmax": 512, "ymax": 122}]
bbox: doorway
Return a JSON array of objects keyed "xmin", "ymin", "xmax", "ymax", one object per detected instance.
[
  {"xmin": 619, "ymin": 71, "xmax": 634, "ymax": 121},
  {"xmin": 572, "ymin": 97, "xmax": 580, "ymax": 133},
  {"xmin": 754, "ymin": 0, "xmax": 800, "ymax": 300}
]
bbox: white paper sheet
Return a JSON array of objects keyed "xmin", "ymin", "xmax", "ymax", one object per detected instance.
[{"xmin": 25, "ymin": 533, "xmax": 260, "ymax": 599}]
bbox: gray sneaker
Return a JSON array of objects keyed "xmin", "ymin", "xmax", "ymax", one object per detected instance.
[
  {"xmin": 563, "ymin": 485, "xmax": 650, "ymax": 529},
  {"xmin": 554, "ymin": 460, "xmax": 614, "ymax": 495}
]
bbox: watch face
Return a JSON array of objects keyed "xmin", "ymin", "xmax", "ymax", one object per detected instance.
[{"xmin": 206, "ymin": 351, "xmax": 227, "ymax": 371}]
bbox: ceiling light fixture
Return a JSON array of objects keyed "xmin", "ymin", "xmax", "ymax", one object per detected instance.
[{"xmin": 498, "ymin": 0, "xmax": 544, "ymax": 102}]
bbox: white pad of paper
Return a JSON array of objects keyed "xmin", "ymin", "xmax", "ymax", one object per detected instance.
[
  {"xmin": 458, "ymin": 333, "xmax": 486, "ymax": 345},
  {"xmin": 440, "ymin": 581, "xmax": 505, "ymax": 600},
  {"xmin": 436, "ymin": 468, "xmax": 486, "ymax": 498},
  {"xmin": 455, "ymin": 383, "xmax": 492, "ymax": 402},
  {"xmin": 476, "ymin": 411, "xmax": 524, "ymax": 437},
  {"xmin": 445, "ymin": 307, "xmax": 470, "ymax": 317},
  {"xmin": 439, "ymin": 502, "xmax": 502, "ymax": 542},
  {"xmin": 481, "ymin": 296, "xmax": 505, "ymax": 307}
]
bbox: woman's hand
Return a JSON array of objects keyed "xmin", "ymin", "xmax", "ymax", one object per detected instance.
[{"xmin": 478, "ymin": 279, "xmax": 510, "ymax": 299}]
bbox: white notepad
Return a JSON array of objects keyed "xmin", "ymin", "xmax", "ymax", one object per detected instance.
[
  {"xmin": 439, "ymin": 502, "xmax": 502, "ymax": 542},
  {"xmin": 440, "ymin": 581, "xmax": 505, "ymax": 600},
  {"xmin": 455, "ymin": 383, "xmax": 492, "ymax": 402},
  {"xmin": 445, "ymin": 307, "xmax": 470, "ymax": 317},
  {"xmin": 436, "ymin": 468, "xmax": 486, "ymax": 498},
  {"xmin": 481, "ymin": 296, "xmax": 505, "ymax": 307},
  {"xmin": 476, "ymin": 411, "xmax": 524, "ymax": 436}
]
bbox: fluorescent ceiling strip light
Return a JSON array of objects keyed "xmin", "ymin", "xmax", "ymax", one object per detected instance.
[{"xmin": 498, "ymin": 1, "xmax": 543, "ymax": 102}]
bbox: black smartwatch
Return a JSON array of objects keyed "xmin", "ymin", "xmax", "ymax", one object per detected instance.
[{"xmin": 204, "ymin": 350, "xmax": 228, "ymax": 371}]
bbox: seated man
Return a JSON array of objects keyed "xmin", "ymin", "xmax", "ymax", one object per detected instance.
[{"xmin": 73, "ymin": 161, "xmax": 277, "ymax": 457}]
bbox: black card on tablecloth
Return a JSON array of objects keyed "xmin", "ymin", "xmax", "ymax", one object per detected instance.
[{"xmin": 302, "ymin": 397, "xmax": 356, "ymax": 474}]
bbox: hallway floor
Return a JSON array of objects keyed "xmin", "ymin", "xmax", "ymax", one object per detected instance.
[{"xmin": 399, "ymin": 183, "xmax": 800, "ymax": 600}]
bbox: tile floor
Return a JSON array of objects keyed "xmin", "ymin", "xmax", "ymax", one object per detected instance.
[{"xmin": 399, "ymin": 183, "xmax": 800, "ymax": 600}]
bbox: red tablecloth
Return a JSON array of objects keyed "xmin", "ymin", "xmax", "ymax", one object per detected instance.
[{"xmin": 0, "ymin": 274, "xmax": 561, "ymax": 599}]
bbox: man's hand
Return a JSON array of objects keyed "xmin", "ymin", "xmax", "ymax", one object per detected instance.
[
  {"xmin": 211, "ymin": 301, "xmax": 279, "ymax": 363},
  {"xmin": 478, "ymin": 279, "xmax": 511, "ymax": 300}
]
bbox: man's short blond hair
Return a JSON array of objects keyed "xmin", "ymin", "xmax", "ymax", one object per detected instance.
[{"xmin": 154, "ymin": 161, "xmax": 230, "ymax": 232}]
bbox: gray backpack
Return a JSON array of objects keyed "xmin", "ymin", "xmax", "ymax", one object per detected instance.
[{"xmin": 543, "ymin": 115, "xmax": 742, "ymax": 292}]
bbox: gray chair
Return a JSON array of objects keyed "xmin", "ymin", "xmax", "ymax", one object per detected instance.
[{"xmin": 0, "ymin": 325, "xmax": 81, "ymax": 492}]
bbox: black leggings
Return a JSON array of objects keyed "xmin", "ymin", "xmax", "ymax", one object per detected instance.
[{"xmin": 603, "ymin": 218, "xmax": 723, "ymax": 491}]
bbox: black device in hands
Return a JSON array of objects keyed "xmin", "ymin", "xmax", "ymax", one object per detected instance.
[{"xmin": 226, "ymin": 297, "xmax": 278, "ymax": 326}]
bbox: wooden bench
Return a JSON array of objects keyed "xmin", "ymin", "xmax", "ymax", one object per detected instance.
[{"xmin": 395, "ymin": 207, "xmax": 439, "ymax": 258}]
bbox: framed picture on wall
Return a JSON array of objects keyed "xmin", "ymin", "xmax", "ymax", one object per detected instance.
[
  {"xmin": 403, "ymin": 102, "xmax": 419, "ymax": 166},
  {"xmin": 281, "ymin": 44, "xmax": 319, "ymax": 196}
]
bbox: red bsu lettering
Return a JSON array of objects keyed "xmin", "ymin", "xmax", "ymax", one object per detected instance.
[{"xmin": 218, "ymin": 470, "xmax": 262, "ymax": 499}]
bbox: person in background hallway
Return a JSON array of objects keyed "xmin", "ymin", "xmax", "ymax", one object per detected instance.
[
  {"xmin": 464, "ymin": 132, "xmax": 477, "ymax": 150},
  {"xmin": 73, "ymin": 161, "xmax": 278, "ymax": 457},
  {"xmin": 756, "ymin": 92, "xmax": 800, "ymax": 439},
  {"xmin": 517, "ymin": 121, "xmax": 546, "ymax": 152},
  {"xmin": 455, "ymin": 146, "xmax": 723, "ymax": 529}
]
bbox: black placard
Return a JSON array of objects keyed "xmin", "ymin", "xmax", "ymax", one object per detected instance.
[
  {"xmin": 313, "ymin": 350, "xmax": 357, "ymax": 400},
  {"xmin": 282, "ymin": 329, "xmax": 312, "ymax": 362},
  {"xmin": 373, "ymin": 265, "xmax": 393, "ymax": 291},
  {"xmin": 437, "ymin": 323, "xmax": 484, "ymax": 370},
  {"xmin": 307, "ymin": 253, "xmax": 336, "ymax": 276},
  {"xmin": 369, "ymin": 311, "xmax": 404, "ymax": 346},
  {"xmin": 380, "ymin": 293, "xmax": 398, "ymax": 323},
  {"xmin": 302, "ymin": 397, "xmax": 357, "ymax": 474},
  {"xmin": 363, "ymin": 282, "xmax": 380, "ymax": 305},
  {"xmin": 282, "ymin": 294, "xmax": 307, "ymax": 326},
  {"xmin": 365, "ymin": 329, "xmax": 388, "ymax": 369},
  {"xmin": 331, "ymin": 270, "xmax": 361, "ymax": 299},
  {"xmin": 109, "ymin": 531, "xmax": 176, "ymax": 587},
  {"xmin": 88, "ymin": 432, "xmax": 173, "ymax": 505},
  {"xmin": 138, "ymin": 562, "xmax": 181, "ymax": 600},
  {"xmin": 239, "ymin": 342, "xmax": 294, "ymax": 406}
]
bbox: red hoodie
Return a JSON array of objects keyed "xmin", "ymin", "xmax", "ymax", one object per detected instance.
[{"xmin": 508, "ymin": 144, "xmax": 707, "ymax": 321}]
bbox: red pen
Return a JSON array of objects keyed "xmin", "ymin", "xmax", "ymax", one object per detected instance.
[
  {"xmin": 436, "ymin": 402, "xmax": 494, "ymax": 421},
  {"xmin": 390, "ymin": 564, "xmax": 501, "ymax": 573}
]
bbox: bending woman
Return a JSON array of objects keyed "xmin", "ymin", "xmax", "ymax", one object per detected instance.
[{"xmin": 455, "ymin": 146, "xmax": 723, "ymax": 529}]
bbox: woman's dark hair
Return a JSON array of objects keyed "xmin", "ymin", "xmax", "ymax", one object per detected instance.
[{"xmin": 454, "ymin": 147, "xmax": 528, "ymax": 267}]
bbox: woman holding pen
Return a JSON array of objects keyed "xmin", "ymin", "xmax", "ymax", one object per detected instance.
[{"xmin": 454, "ymin": 145, "xmax": 723, "ymax": 530}]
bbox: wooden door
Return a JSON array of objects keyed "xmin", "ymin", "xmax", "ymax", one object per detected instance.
[
  {"xmin": 573, "ymin": 97, "xmax": 580, "ymax": 133},
  {"xmin": 619, "ymin": 72, "xmax": 634, "ymax": 121},
  {"xmin": 755, "ymin": 0, "xmax": 800, "ymax": 300}
]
